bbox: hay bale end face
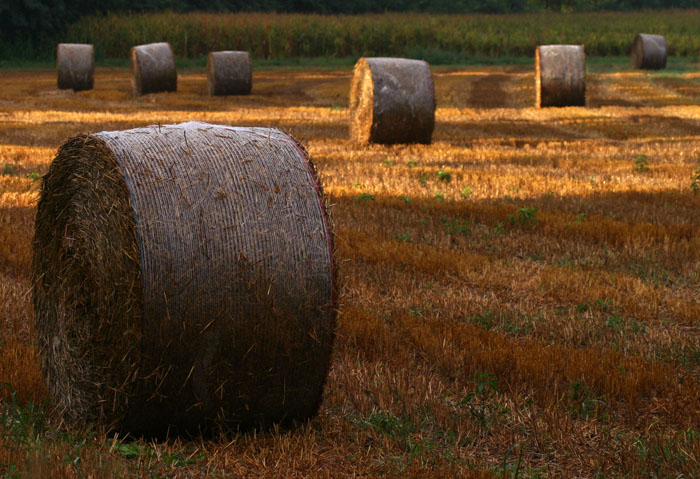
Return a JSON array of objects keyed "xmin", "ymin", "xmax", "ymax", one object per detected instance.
[
  {"xmin": 207, "ymin": 51, "xmax": 252, "ymax": 96},
  {"xmin": 130, "ymin": 42, "xmax": 177, "ymax": 96},
  {"xmin": 33, "ymin": 122, "xmax": 336, "ymax": 437},
  {"xmin": 57, "ymin": 43, "xmax": 94, "ymax": 91},
  {"xmin": 349, "ymin": 57, "xmax": 435, "ymax": 145},
  {"xmin": 535, "ymin": 45, "xmax": 586, "ymax": 108},
  {"xmin": 631, "ymin": 34, "xmax": 667, "ymax": 70}
]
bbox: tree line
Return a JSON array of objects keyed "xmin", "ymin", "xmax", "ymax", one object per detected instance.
[{"xmin": 1, "ymin": 0, "xmax": 698, "ymax": 55}]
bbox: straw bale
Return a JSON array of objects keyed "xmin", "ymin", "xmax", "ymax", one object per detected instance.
[
  {"xmin": 349, "ymin": 57, "xmax": 435, "ymax": 145},
  {"xmin": 130, "ymin": 42, "xmax": 177, "ymax": 96},
  {"xmin": 631, "ymin": 34, "xmax": 667, "ymax": 70},
  {"xmin": 535, "ymin": 45, "xmax": 586, "ymax": 108},
  {"xmin": 33, "ymin": 121, "xmax": 336, "ymax": 437},
  {"xmin": 207, "ymin": 51, "xmax": 252, "ymax": 96},
  {"xmin": 56, "ymin": 43, "xmax": 94, "ymax": 91}
]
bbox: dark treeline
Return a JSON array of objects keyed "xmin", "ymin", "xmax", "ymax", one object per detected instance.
[{"xmin": 1, "ymin": 0, "xmax": 699, "ymax": 56}]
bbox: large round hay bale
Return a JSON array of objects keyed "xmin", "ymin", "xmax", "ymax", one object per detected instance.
[
  {"xmin": 631, "ymin": 34, "xmax": 667, "ymax": 70},
  {"xmin": 207, "ymin": 51, "xmax": 252, "ymax": 96},
  {"xmin": 130, "ymin": 42, "xmax": 177, "ymax": 96},
  {"xmin": 535, "ymin": 45, "xmax": 586, "ymax": 108},
  {"xmin": 349, "ymin": 57, "xmax": 435, "ymax": 145},
  {"xmin": 33, "ymin": 121, "xmax": 336, "ymax": 437},
  {"xmin": 56, "ymin": 43, "xmax": 94, "ymax": 91}
]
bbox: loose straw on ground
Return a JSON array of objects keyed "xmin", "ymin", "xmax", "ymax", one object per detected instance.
[
  {"xmin": 33, "ymin": 121, "xmax": 336, "ymax": 437},
  {"xmin": 631, "ymin": 34, "xmax": 667, "ymax": 70},
  {"xmin": 535, "ymin": 45, "xmax": 586, "ymax": 108},
  {"xmin": 130, "ymin": 42, "xmax": 177, "ymax": 96},
  {"xmin": 57, "ymin": 43, "xmax": 94, "ymax": 91},
  {"xmin": 349, "ymin": 57, "xmax": 435, "ymax": 145},
  {"xmin": 207, "ymin": 51, "xmax": 252, "ymax": 95}
]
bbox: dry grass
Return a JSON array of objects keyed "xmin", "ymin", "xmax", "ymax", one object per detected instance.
[{"xmin": 0, "ymin": 64, "xmax": 699, "ymax": 477}]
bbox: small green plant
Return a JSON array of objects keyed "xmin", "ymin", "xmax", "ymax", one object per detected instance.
[
  {"xmin": 568, "ymin": 212, "xmax": 587, "ymax": 226},
  {"xmin": 434, "ymin": 191, "xmax": 445, "ymax": 201},
  {"xmin": 568, "ymin": 380, "xmax": 610, "ymax": 423},
  {"xmin": 441, "ymin": 216, "xmax": 470, "ymax": 236},
  {"xmin": 2, "ymin": 163, "xmax": 18, "ymax": 176},
  {"xmin": 507, "ymin": 207, "xmax": 537, "ymax": 225},
  {"xmin": 456, "ymin": 373, "xmax": 509, "ymax": 430},
  {"xmin": 418, "ymin": 173, "xmax": 429, "ymax": 185},
  {"xmin": 460, "ymin": 185, "xmax": 473, "ymax": 198},
  {"xmin": 407, "ymin": 160, "xmax": 418, "ymax": 168},
  {"xmin": 382, "ymin": 159, "xmax": 394, "ymax": 167},
  {"xmin": 397, "ymin": 231, "xmax": 412, "ymax": 243},
  {"xmin": 492, "ymin": 222, "xmax": 505, "ymax": 235},
  {"xmin": 26, "ymin": 171, "xmax": 41, "ymax": 181},
  {"xmin": 401, "ymin": 195, "xmax": 412, "ymax": 204},
  {"xmin": 691, "ymin": 164, "xmax": 700, "ymax": 193},
  {"xmin": 634, "ymin": 154, "xmax": 649, "ymax": 173},
  {"xmin": 0, "ymin": 383, "xmax": 48, "ymax": 450},
  {"xmin": 355, "ymin": 192, "xmax": 375, "ymax": 203},
  {"xmin": 437, "ymin": 168, "xmax": 452, "ymax": 182}
]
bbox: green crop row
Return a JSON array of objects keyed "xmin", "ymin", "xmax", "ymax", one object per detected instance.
[{"xmin": 64, "ymin": 10, "xmax": 700, "ymax": 61}]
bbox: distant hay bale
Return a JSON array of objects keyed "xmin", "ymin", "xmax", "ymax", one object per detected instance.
[
  {"xmin": 535, "ymin": 45, "xmax": 586, "ymax": 108},
  {"xmin": 130, "ymin": 42, "xmax": 177, "ymax": 96},
  {"xmin": 349, "ymin": 57, "xmax": 435, "ymax": 145},
  {"xmin": 33, "ymin": 121, "xmax": 336, "ymax": 437},
  {"xmin": 631, "ymin": 34, "xmax": 667, "ymax": 70},
  {"xmin": 207, "ymin": 51, "xmax": 252, "ymax": 96},
  {"xmin": 56, "ymin": 43, "xmax": 94, "ymax": 91}
]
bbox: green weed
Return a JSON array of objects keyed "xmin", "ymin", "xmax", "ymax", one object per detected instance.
[
  {"xmin": 437, "ymin": 168, "xmax": 451, "ymax": 182},
  {"xmin": 691, "ymin": 164, "xmax": 700, "ymax": 193},
  {"xmin": 1, "ymin": 164, "xmax": 18, "ymax": 176},
  {"xmin": 507, "ymin": 207, "xmax": 537, "ymax": 225},
  {"xmin": 355, "ymin": 192, "xmax": 375, "ymax": 203},
  {"xmin": 634, "ymin": 154, "xmax": 649, "ymax": 173}
]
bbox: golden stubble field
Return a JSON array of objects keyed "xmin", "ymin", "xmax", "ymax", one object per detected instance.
[{"xmin": 0, "ymin": 64, "xmax": 699, "ymax": 477}]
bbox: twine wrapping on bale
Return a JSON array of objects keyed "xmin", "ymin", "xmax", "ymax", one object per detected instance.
[
  {"xmin": 207, "ymin": 51, "xmax": 252, "ymax": 96},
  {"xmin": 130, "ymin": 42, "xmax": 177, "ymax": 96},
  {"xmin": 631, "ymin": 34, "xmax": 667, "ymax": 70},
  {"xmin": 349, "ymin": 57, "xmax": 435, "ymax": 145},
  {"xmin": 57, "ymin": 43, "xmax": 94, "ymax": 91},
  {"xmin": 33, "ymin": 121, "xmax": 336, "ymax": 437},
  {"xmin": 535, "ymin": 45, "xmax": 586, "ymax": 108}
]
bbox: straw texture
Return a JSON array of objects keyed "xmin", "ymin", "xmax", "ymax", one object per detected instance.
[
  {"xmin": 33, "ymin": 122, "xmax": 336, "ymax": 437},
  {"xmin": 130, "ymin": 42, "xmax": 177, "ymax": 96},
  {"xmin": 57, "ymin": 43, "xmax": 94, "ymax": 91},
  {"xmin": 535, "ymin": 45, "xmax": 586, "ymax": 108},
  {"xmin": 349, "ymin": 57, "xmax": 435, "ymax": 145},
  {"xmin": 207, "ymin": 51, "xmax": 252, "ymax": 96},
  {"xmin": 631, "ymin": 34, "xmax": 667, "ymax": 70}
]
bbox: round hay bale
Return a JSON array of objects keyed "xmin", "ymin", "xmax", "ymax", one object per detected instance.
[
  {"xmin": 535, "ymin": 45, "xmax": 586, "ymax": 108},
  {"xmin": 56, "ymin": 43, "xmax": 94, "ymax": 91},
  {"xmin": 349, "ymin": 57, "xmax": 435, "ymax": 145},
  {"xmin": 207, "ymin": 51, "xmax": 252, "ymax": 96},
  {"xmin": 33, "ymin": 121, "xmax": 336, "ymax": 437},
  {"xmin": 130, "ymin": 42, "xmax": 177, "ymax": 96},
  {"xmin": 631, "ymin": 34, "xmax": 667, "ymax": 70}
]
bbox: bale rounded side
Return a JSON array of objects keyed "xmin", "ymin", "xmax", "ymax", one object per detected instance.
[
  {"xmin": 349, "ymin": 57, "xmax": 435, "ymax": 145},
  {"xmin": 130, "ymin": 42, "xmax": 177, "ymax": 96},
  {"xmin": 33, "ymin": 121, "xmax": 336, "ymax": 437},
  {"xmin": 207, "ymin": 51, "xmax": 252, "ymax": 96},
  {"xmin": 57, "ymin": 43, "xmax": 94, "ymax": 91},
  {"xmin": 535, "ymin": 45, "xmax": 586, "ymax": 108},
  {"xmin": 631, "ymin": 34, "xmax": 667, "ymax": 70}
]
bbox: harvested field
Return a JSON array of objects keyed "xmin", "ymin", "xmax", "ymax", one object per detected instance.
[{"xmin": 0, "ymin": 64, "xmax": 699, "ymax": 477}]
